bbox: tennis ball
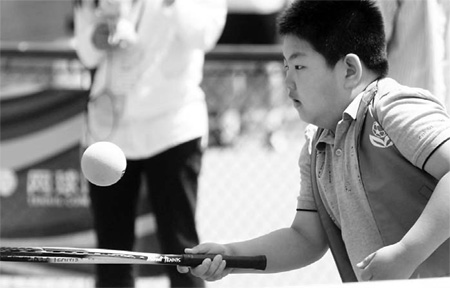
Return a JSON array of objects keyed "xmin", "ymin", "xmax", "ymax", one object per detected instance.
[{"xmin": 81, "ymin": 141, "xmax": 126, "ymax": 186}]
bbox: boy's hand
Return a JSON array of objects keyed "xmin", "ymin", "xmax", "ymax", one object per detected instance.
[
  {"xmin": 177, "ymin": 243, "xmax": 232, "ymax": 281},
  {"xmin": 357, "ymin": 242, "xmax": 418, "ymax": 280}
]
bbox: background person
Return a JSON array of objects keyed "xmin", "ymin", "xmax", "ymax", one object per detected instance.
[
  {"xmin": 208, "ymin": 0, "xmax": 291, "ymax": 149},
  {"xmin": 376, "ymin": 0, "xmax": 450, "ymax": 111},
  {"xmin": 73, "ymin": 0, "xmax": 226, "ymax": 287}
]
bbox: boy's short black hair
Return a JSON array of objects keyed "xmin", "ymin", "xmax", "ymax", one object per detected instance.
[{"xmin": 278, "ymin": 0, "xmax": 389, "ymax": 77}]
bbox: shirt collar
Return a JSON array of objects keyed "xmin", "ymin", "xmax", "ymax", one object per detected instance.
[
  {"xmin": 343, "ymin": 79, "xmax": 379, "ymax": 120},
  {"xmin": 343, "ymin": 92, "xmax": 363, "ymax": 120},
  {"xmin": 315, "ymin": 79, "xmax": 379, "ymax": 151},
  {"xmin": 315, "ymin": 94, "xmax": 362, "ymax": 151}
]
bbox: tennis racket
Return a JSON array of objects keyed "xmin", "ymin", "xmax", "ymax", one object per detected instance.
[
  {"xmin": 0, "ymin": 247, "xmax": 267, "ymax": 270},
  {"xmin": 85, "ymin": 49, "xmax": 125, "ymax": 142}
]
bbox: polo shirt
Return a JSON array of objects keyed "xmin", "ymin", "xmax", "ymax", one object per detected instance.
[{"xmin": 297, "ymin": 78, "xmax": 450, "ymax": 280}]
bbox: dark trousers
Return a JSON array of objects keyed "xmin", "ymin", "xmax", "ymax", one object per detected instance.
[
  {"xmin": 218, "ymin": 13, "xmax": 280, "ymax": 45},
  {"xmin": 89, "ymin": 138, "xmax": 205, "ymax": 288}
]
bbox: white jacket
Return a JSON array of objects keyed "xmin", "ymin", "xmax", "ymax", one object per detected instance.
[{"xmin": 74, "ymin": 0, "xmax": 227, "ymax": 158}]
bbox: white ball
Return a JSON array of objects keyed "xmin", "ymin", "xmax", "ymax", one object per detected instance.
[{"xmin": 81, "ymin": 142, "xmax": 127, "ymax": 186}]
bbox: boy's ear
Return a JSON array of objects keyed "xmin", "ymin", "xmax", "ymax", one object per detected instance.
[{"xmin": 343, "ymin": 53, "xmax": 362, "ymax": 89}]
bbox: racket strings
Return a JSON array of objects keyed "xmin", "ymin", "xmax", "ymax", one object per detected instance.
[
  {"xmin": 0, "ymin": 247, "xmax": 88, "ymax": 257},
  {"xmin": 86, "ymin": 52, "xmax": 126, "ymax": 141}
]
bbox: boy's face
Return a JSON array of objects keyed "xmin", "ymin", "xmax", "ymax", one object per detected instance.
[{"xmin": 282, "ymin": 35, "xmax": 344, "ymax": 129}]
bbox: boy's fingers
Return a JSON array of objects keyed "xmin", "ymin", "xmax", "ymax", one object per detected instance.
[
  {"xmin": 189, "ymin": 258, "xmax": 212, "ymax": 278},
  {"xmin": 206, "ymin": 259, "xmax": 228, "ymax": 281},
  {"xmin": 202, "ymin": 255, "xmax": 223, "ymax": 279},
  {"xmin": 177, "ymin": 266, "xmax": 189, "ymax": 274}
]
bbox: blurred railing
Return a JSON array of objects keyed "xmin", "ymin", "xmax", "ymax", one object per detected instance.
[{"xmin": 0, "ymin": 41, "xmax": 283, "ymax": 61}]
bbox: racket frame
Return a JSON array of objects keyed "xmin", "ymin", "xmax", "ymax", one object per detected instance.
[{"xmin": 0, "ymin": 246, "xmax": 267, "ymax": 271}]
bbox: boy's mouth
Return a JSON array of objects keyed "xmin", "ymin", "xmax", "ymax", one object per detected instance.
[
  {"xmin": 288, "ymin": 92, "xmax": 301, "ymax": 106},
  {"xmin": 290, "ymin": 96, "xmax": 301, "ymax": 104},
  {"xmin": 291, "ymin": 99, "xmax": 302, "ymax": 108}
]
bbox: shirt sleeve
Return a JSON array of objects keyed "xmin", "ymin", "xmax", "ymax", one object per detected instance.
[
  {"xmin": 376, "ymin": 83, "xmax": 450, "ymax": 169},
  {"xmin": 297, "ymin": 125, "xmax": 317, "ymax": 211},
  {"xmin": 376, "ymin": 0, "xmax": 399, "ymax": 43},
  {"xmin": 73, "ymin": 1, "xmax": 105, "ymax": 69},
  {"xmin": 172, "ymin": 0, "xmax": 227, "ymax": 51}
]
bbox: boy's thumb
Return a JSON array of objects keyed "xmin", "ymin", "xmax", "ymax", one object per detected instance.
[
  {"xmin": 185, "ymin": 244, "xmax": 208, "ymax": 254},
  {"xmin": 357, "ymin": 252, "xmax": 376, "ymax": 269}
]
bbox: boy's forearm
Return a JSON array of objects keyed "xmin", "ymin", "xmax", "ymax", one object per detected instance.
[
  {"xmin": 225, "ymin": 227, "xmax": 328, "ymax": 274},
  {"xmin": 400, "ymin": 172, "xmax": 450, "ymax": 265}
]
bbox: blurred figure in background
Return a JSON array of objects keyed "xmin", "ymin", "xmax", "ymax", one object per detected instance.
[
  {"xmin": 376, "ymin": 0, "xmax": 450, "ymax": 111},
  {"xmin": 73, "ymin": 0, "xmax": 226, "ymax": 287},
  {"xmin": 207, "ymin": 0, "xmax": 290, "ymax": 149},
  {"xmin": 218, "ymin": 0, "xmax": 287, "ymax": 44}
]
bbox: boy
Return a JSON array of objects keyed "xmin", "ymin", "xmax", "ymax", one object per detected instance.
[{"xmin": 178, "ymin": 0, "xmax": 450, "ymax": 282}]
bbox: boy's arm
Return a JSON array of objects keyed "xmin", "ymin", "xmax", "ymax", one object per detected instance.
[
  {"xmin": 179, "ymin": 210, "xmax": 328, "ymax": 281},
  {"xmin": 228, "ymin": 210, "xmax": 328, "ymax": 273},
  {"xmin": 358, "ymin": 140, "xmax": 450, "ymax": 280}
]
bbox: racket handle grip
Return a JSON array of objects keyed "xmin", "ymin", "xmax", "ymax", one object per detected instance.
[{"xmin": 182, "ymin": 254, "xmax": 267, "ymax": 271}]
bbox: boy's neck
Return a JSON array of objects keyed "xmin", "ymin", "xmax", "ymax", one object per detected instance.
[
  {"xmin": 328, "ymin": 74, "xmax": 380, "ymax": 133},
  {"xmin": 351, "ymin": 73, "xmax": 379, "ymax": 99}
]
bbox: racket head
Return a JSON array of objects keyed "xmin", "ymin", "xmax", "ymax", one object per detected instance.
[
  {"xmin": 86, "ymin": 90, "xmax": 122, "ymax": 141},
  {"xmin": 0, "ymin": 246, "xmax": 163, "ymax": 264}
]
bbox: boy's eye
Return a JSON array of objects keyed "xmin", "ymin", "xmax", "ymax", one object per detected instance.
[{"xmin": 294, "ymin": 65, "xmax": 304, "ymax": 70}]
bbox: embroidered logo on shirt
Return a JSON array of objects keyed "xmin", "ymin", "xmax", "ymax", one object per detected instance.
[{"xmin": 369, "ymin": 121, "xmax": 393, "ymax": 148}]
